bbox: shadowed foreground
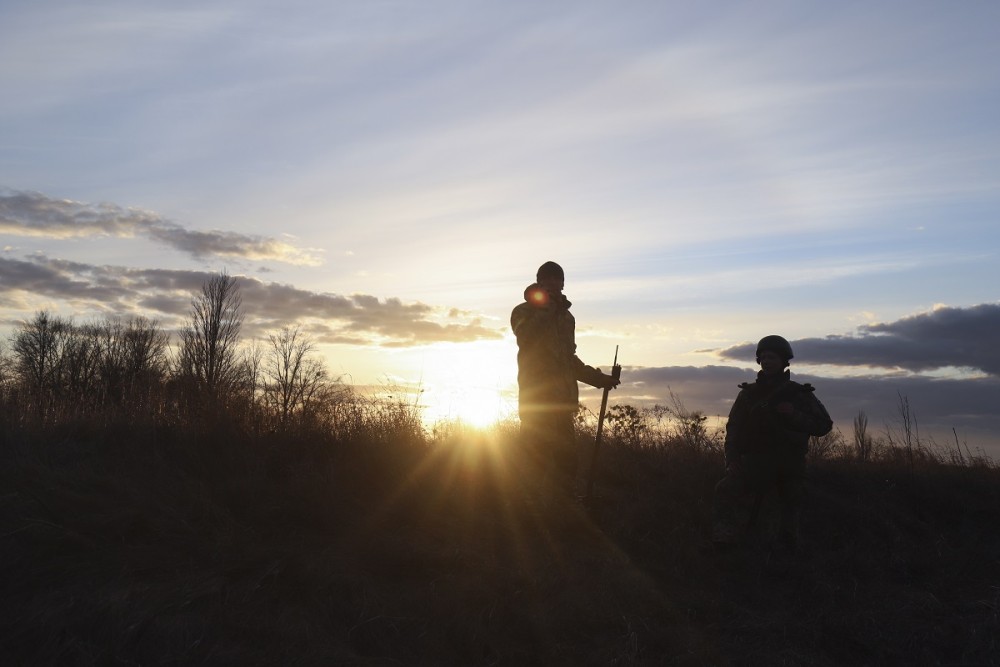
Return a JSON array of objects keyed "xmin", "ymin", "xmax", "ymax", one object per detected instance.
[{"xmin": 1, "ymin": 416, "xmax": 998, "ymax": 666}]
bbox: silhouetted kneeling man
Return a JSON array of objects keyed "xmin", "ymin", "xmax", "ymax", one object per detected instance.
[{"xmin": 511, "ymin": 261, "xmax": 620, "ymax": 493}]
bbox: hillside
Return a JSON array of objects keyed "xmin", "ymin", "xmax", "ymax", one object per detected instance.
[{"xmin": 1, "ymin": 415, "xmax": 998, "ymax": 666}]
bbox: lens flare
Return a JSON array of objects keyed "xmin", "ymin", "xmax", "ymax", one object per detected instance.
[{"xmin": 528, "ymin": 287, "xmax": 549, "ymax": 306}]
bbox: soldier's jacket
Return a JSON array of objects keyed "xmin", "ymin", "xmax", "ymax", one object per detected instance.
[
  {"xmin": 724, "ymin": 370, "xmax": 833, "ymax": 462},
  {"xmin": 511, "ymin": 283, "xmax": 606, "ymax": 415}
]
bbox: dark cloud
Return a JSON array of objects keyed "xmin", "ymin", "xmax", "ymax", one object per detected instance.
[
  {"xmin": 717, "ymin": 303, "xmax": 1000, "ymax": 377},
  {"xmin": 611, "ymin": 364, "xmax": 1000, "ymax": 458},
  {"xmin": 0, "ymin": 189, "xmax": 320, "ymax": 265},
  {"xmin": 620, "ymin": 365, "xmax": 753, "ymax": 416},
  {"xmin": 0, "ymin": 254, "xmax": 132, "ymax": 306},
  {"xmin": 0, "ymin": 255, "xmax": 502, "ymax": 347}
]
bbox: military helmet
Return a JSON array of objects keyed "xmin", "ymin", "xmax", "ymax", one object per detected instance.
[{"xmin": 756, "ymin": 335, "xmax": 793, "ymax": 363}]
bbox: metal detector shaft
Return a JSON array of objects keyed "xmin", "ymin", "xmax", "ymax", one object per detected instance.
[{"xmin": 585, "ymin": 346, "xmax": 621, "ymax": 498}]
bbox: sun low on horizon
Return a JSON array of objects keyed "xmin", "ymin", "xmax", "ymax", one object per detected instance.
[
  {"xmin": 397, "ymin": 340, "xmax": 520, "ymax": 430},
  {"xmin": 420, "ymin": 382, "xmax": 517, "ymax": 430}
]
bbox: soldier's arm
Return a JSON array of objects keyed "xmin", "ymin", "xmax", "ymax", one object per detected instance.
[
  {"xmin": 784, "ymin": 389, "xmax": 833, "ymax": 437},
  {"xmin": 571, "ymin": 355, "xmax": 611, "ymax": 388},
  {"xmin": 724, "ymin": 391, "xmax": 750, "ymax": 465}
]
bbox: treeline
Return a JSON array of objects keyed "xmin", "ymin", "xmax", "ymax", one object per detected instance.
[{"xmin": 0, "ymin": 273, "xmax": 418, "ymax": 443}]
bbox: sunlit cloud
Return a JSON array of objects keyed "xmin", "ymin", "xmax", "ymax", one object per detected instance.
[{"xmin": 0, "ymin": 255, "xmax": 501, "ymax": 347}]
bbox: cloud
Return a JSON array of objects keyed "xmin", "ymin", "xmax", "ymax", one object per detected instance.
[
  {"xmin": 236, "ymin": 281, "xmax": 502, "ymax": 345},
  {"xmin": 144, "ymin": 223, "xmax": 322, "ymax": 266},
  {"xmin": 0, "ymin": 255, "xmax": 502, "ymax": 347},
  {"xmin": 0, "ymin": 189, "xmax": 321, "ymax": 266},
  {"xmin": 715, "ymin": 303, "xmax": 1000, "ymax": 377}
]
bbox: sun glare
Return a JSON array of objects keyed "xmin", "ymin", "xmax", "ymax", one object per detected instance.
[
  {"xmin": 417, "ymin": 341, "xmax": 518, "ymax": 429},
  {"xmin": 422, "ymin": 384, "xmax": 515, "ymax": 429}
]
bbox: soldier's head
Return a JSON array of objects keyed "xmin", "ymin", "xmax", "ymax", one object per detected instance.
[
  {"xmin": 536, "ymin": 261, "xmax": 565, "ymax": 294},
  {"xmin": 756, "ymin": 335, "xmax": 793, "ymax": 375}
]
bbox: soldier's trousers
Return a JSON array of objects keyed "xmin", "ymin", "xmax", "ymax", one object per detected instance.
[
  {"xmin": 519, "ymin": 409, "xmax": 578, "ymax": 490},
  {"xmin": 713, "ymin": 451, "xmax": 806, "ymax": 546}
]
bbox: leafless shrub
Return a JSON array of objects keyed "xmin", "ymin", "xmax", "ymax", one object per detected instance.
[
  {"xmin": 606, "ymin": 391, "xmax": 725, "ymax": 459},
  {"xmin": 579, "ymin": 392, "xmax": 723, "ymax": 458},
  {"xmin": 885, "ymin": 393, "xmax": 923, "ymax": 471},
  {"xmin": 606, "ymin": 404, "xmax": 648, "ymax": 448},
  {"xmin": 655, "ymin": 389, "xmax": 724, "ymax": 454},
  {"xmin": 808, "ymin": 427, "xmax": 848, "ymax": 462},
  {"xmin": 853, "ymin": 410, "xmax": 874, "ymax": 463}
]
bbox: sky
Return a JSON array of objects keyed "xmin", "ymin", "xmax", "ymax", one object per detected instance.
[{"xmin": 2, "ymin": 1, "xmax": 999, "ymax": 454}]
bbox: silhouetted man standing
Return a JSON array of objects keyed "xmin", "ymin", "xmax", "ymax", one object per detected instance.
[
  {"xmin": 712, "ymin": 335, "xmax": 833, "ymax": 551},
  {"xmin": 511, "ymin": 261, "xmax": 620, "ymax": 493}
]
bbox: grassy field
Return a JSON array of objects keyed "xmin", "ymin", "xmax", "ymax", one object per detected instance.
[{"xmin": 2, "ymin": 408, "xmax": 998, "ymax": 666}]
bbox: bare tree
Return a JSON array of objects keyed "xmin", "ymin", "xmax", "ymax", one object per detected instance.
[
  {"xmin": 98, "ymin": 316, "xmax": 169, "ymax": 409},
  {"xmin": 11, "ymin": 311, "xmax": 75, "ymax": 414},
  {"xmin": 176, "ymin": 272, "xmax": 245, "ymax": 402},
  {"xmin": 0, "ymin": 340, "xmax": 8, "ymax": 382},
  {"xmin": 234, "ymin": 339, "xmax": 267, "ymax": 433},
  {"xmin": 0, "ymin": 340, "xmax": 13, "ymax": 407},
  {"xmin": 240, "ymin": 339, "xmax": 265, "ymax": 401},
  {"xmin": 59, "ymin": 323, "xmax": 102, "ymax": 406},
  {"xmin": 261, "ymin": 325, "xmax": 328, "ymax": 426}
]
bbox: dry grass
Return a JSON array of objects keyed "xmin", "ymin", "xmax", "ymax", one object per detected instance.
[{"xmin": 1, "ymin": 399, "xmax": 998, "ymax": 665}]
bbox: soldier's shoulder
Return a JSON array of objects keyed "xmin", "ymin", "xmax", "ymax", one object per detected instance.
[
  {"xmin": 510, "ymin": 302, "xmax": 534, "ymax": 327},
  {"xmin": 788, "ymin": 380, "xmax": 817, "ymax": 393}
]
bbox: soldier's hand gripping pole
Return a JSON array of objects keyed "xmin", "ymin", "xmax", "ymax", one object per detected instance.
[{"xmin": 585, "ymin": 346, "xmax": 621, "ymax": 499}]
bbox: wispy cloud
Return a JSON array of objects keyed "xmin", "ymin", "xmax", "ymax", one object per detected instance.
[
  {"xmin": 0, "ymin": 254, "xmax": 500, "ymax": 347},
  {"xmin": 0, "ymin": 4, "xmax": 234, "ymax": 117},
  {"xmin": 0, "ymin": 190, "xmax": 321, "ymax": 265}
]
